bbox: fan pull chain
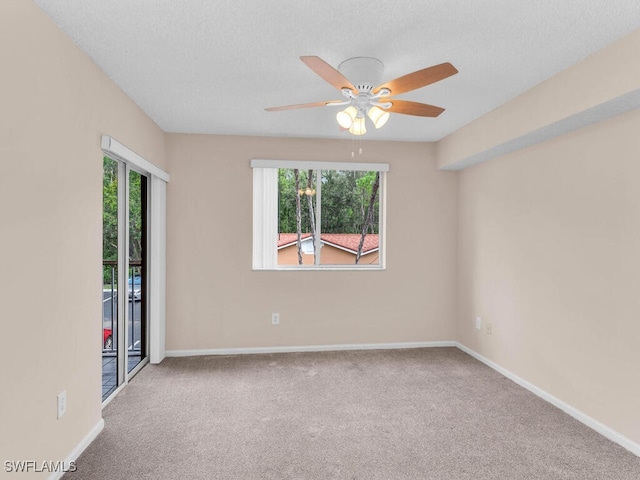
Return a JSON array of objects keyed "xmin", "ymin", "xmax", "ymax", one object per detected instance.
[
  {"xmin": 349, "ymin": 135, "xmax": 364, "ymax": 158},
  {"xmin": 350, "ymin": 142, "xmax": 363, "ymax": 158}
]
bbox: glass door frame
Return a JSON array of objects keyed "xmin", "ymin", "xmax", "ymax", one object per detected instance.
[
  {"xmin": 126, "ymin": 165, "xmax": 149, "ymax": 380},
  {"xmin": 103, "ymin": 158, "xmax": 150, "ymax": 405},
  {"xmin": 101, "ymin": 134, "xmax": 170, "ymax": 401}
]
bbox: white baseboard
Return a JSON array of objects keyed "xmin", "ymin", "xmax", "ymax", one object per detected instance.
[
  {"xmin": 48, "ymin": 418, "xmax": 104, "ymax": 480},
  {"xmin": 455, "ymin": 342, "xmax": 640, "ymax": 458},
  {"xmin": 166, "ymin": 340, "xmax": 456, "ymax": 357}
]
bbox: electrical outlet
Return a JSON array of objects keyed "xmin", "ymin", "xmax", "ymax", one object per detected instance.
[
  {"xmin": 57, "ymin": 390, "xmax": 67, "ymax": 419},
  {"xmin": 475, "ymin": 316, "xmax": 482, "ymax": 330},
  {"xmin": 486, "ymin": 322, "xmax": 492, "ymax": 335},
  {"xmin": 272, "ymin": 313, "xmax": 280, "ymax": 325}
]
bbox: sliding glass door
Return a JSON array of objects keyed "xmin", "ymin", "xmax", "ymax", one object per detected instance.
[
  {"xmin": 102, "ymin": 157, "xmax": 120, "ymax": 400},
  {"xmin": 102, "ymin": 157, "xmax": 149, "ymax": 402},
  {"xmin": 127, "ymin": 169, "xmax": 146, "ymax": 373}
]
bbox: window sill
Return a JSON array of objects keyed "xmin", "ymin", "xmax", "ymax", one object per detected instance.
[{"xmin": 253, "ymin": 265, "xmax": 385, "ymax": 271}]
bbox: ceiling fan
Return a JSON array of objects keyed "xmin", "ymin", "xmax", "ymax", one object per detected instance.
[{"xmin": 265, "ymin": 56, "xmax": 458, "ymax": 135}]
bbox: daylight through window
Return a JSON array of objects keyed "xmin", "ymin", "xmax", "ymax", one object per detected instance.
[{"xmin": 252, "ymin": 160, "xmax": 388, "ymax": 270}]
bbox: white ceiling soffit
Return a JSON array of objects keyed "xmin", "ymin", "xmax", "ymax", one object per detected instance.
[{"xmin": 34, "ymin": 0, "xmax": 640, "ymax": 142}]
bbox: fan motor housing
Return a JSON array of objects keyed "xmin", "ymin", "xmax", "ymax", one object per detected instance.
[{"xmin": 338, "ymin": 57, "xmax": 384, "ymax": 90}]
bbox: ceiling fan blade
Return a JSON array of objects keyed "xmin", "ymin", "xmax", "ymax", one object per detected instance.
[
  {"xmin": 265, "ymin": 100, "xmax": 344, "ymax": 112},
  {"xmin": 374, "ymin": 62, "xmax": 458, "ymax": 96},
  {"xmin": 384, "ymin": 99, "xmax": 445, "ymax": 117},
  {"xmin": 300, "ymin": 56, "xmax": 359, "ymax": 95}
]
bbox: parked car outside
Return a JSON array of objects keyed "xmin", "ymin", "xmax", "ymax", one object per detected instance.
[
  {"xmin": 128, "ymin": 275, "xmax": 142, "ymax": 301},
  {"xmin": 128, "ymin": 286, "xmax": 141, "ymax": 301},
  {"xmin": 103, "ymin": 328, "xmax": 112, "ymax": 349}
]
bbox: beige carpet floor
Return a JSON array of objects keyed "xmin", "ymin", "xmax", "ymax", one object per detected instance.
[{"xmin": 65, "ymin": 347, "xmax": 640, "ymax": 479}]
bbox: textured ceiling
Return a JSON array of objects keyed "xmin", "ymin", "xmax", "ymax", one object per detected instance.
[{"xmin": 33, "ymin": 0, "xmax": 640, "ymax": 142}]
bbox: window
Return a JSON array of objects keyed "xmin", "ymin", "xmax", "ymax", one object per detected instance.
[{"xmin": 251, "ymin": 160, "xmax": 388, "ymax": 270}]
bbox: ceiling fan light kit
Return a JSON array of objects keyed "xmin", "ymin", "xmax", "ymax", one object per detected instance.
[
  {"xmin": 266, "ymin": 55, "xmax": 458, "ymax": 136},
  {"xmin": 367, "ymin": 106, "xmax": 390, "ymax": 129},
  {"xmin": 349, "ymin": 115, "xmax": 367, "ymax": 136},
  {"xmin": 336, "ymin": 105, "xmax": 358, "ymax": 129}
]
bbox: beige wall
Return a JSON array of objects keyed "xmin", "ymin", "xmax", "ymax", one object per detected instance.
[
  {"xmin": 447, "ymin": 26, "xmax": 640, "ymax": 448},
  {"xmin": 456, "ymin": 107, "xmax": 640, "ymax": 445},
  {"xmin": 165, "ymin": 135, "xmax": 458, "ymax": 350},
  {"xmin": 0, "ymin": 1, "xmax": 165, "ymax": 476},
  {"xmin": 437, "ymin": 28, "xmax": 640, "ymax": 170}
]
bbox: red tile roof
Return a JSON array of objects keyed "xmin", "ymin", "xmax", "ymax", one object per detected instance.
[
  {"xmin": 277, "ymin": 233, "xmax": 312, "ymax": 247},
  {"xmin": 278, "ymin": 233, "xmax": 379, "ymax": 254},
  {"xmin": 321, "ymin": 233, "xmax": 379, "ymax": 254}
]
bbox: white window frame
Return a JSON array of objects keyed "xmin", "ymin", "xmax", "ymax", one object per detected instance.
[{"xmin": 251, "ymin": 159, "xmax": 388, "ymax": 271}]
